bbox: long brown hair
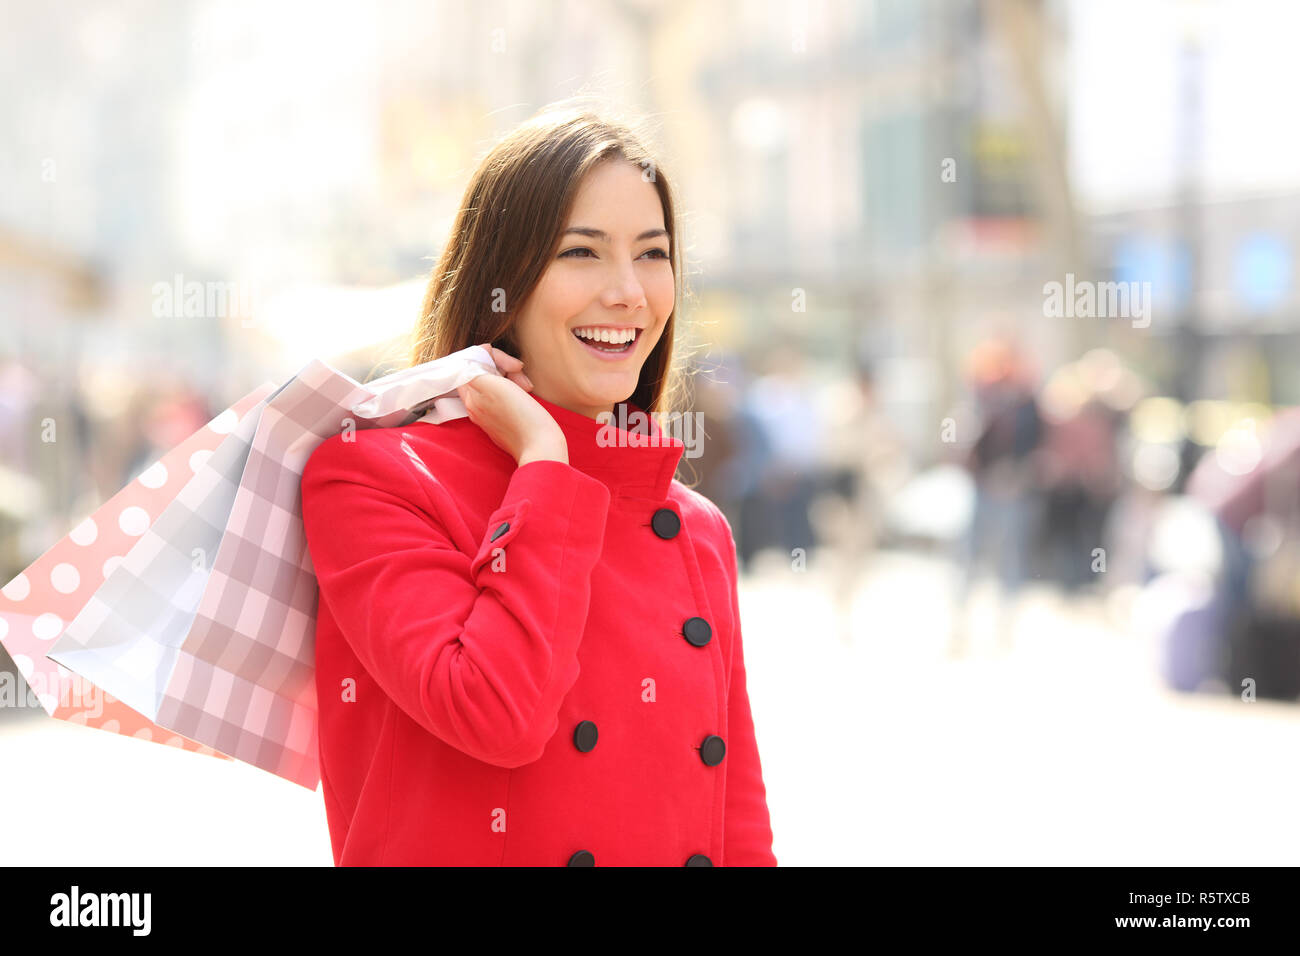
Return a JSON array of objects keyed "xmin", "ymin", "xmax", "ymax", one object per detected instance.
[{"xmin": 408, "ymin": 100, "xmax": 691, "ymax": 419}]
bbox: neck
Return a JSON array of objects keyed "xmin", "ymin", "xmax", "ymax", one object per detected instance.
[
  {"xmin": 526, "ymin": 391, "xmax": 684, "ymax": 500},
  {"xmin": 537, "ymin": 394, "xmax": 614, "ymax": 423}
]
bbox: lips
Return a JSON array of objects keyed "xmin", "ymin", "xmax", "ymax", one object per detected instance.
[
  {"xmin": 571, "ymin": 325, "xmax": 641, "ymax": 339},
  {"xmin": 572, "ymin": 327, "xmax": 641, "ymax": 360}
]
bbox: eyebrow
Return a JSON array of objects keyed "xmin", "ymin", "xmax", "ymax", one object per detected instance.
[{"xmin": 562, "ymin": 226, "xmax": 669, "ymax": 242}]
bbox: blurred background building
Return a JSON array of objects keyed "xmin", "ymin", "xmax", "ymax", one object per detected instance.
[{"xmin": 3, "ymin": 0, "xmax": 1300, "ymax": 865}]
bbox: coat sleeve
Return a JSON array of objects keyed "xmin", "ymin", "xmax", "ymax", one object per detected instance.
[
  {"xmin": 714, "ymin": 508, "xmax": 778, "ymax": 866},
  {"xmin": 300, "ymin": 434, "xmax": 611, "ymax": 769}
]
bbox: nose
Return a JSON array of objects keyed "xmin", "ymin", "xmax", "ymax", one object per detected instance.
[{"xmin": 599, "ymin": 258, "xmax": 648, "ymax": 312}]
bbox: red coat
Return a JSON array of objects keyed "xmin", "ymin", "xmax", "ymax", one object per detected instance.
[{"xmin": 300, "ymin": 391, "xmax": 777, "ymax": 866}]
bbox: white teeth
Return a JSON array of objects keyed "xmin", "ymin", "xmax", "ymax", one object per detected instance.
[{"xmin": 574, "ymin": 327, "xmax": 636, "ymax": 344}]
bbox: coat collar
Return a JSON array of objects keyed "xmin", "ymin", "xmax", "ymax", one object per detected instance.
[{"xmin": 529, "ymin": 392, "xmax": 684, "ymax": 500}]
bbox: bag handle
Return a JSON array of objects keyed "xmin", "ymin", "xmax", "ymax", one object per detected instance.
[{"xmin": 348, "ymin": 345, "xmax": 501, "ymax": 420}]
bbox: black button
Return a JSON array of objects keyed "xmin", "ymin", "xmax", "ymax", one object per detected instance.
[
  {"xmin": 567, "ymin": 850, "xmax": 595, "ymax": 866},
  {"xmin": 651, "ymin": 508, "xmax": 680, "ymax": 539},
  {"xmin": 685, "ymin": 854, "xmax": 713, "ymax": 866},
  {"xmin": 573, "ymin": 720, "xmax": 598, "ymax": 752},
  {"xmin": 699, "ymin": 735, "xmax": 726, "ymax": 766},
  {"xmin": 489, "ymin": 522, "xmax": 510, "ymax": 542},
  {"xmin": 682, "ymin": 617, "xmax": 712, "ymax": 647}
]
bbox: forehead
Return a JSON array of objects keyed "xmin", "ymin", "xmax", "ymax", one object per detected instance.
[{"xmin": 568, "ymin": 161, "xmax": 663, "ymax": 223}]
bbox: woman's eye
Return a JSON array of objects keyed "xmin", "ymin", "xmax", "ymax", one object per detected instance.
[{"xmin": 558, "ymin": 247, "xmax": 670, "ymax": 260}]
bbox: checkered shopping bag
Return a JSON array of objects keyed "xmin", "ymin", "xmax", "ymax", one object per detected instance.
[
  {"xmin": 45, "ymin": 345, "xmax": 498, "ymax": 789},
  {"xmin": 0, "ymin": 384, "xmax": 274, "ymax": 760}
]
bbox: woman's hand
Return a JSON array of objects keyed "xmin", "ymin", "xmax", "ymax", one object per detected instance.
[
  {"xmin": 458, "ymin": 343, "xmax": 569, "ymax": 466},
  {"xmin": 479, "ymin": 343, "xmax": 532, "ymax": 393}
]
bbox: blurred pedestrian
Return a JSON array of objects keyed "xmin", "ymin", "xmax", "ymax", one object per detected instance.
[{"xmin": 952, "ymin": 338, "xmax": 1044, "ymax": 653}]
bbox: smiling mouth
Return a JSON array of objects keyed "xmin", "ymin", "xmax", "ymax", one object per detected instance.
[{"xmin": 572, "ymin": 328, "xmax": 641, "ymax": 355}]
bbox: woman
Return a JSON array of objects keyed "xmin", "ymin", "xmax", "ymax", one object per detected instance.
[{"xmin": 300, "ymin": 103, "xmax": 777, "ymax": 866}]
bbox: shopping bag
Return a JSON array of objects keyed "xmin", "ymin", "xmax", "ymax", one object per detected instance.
[
  {"xmin": 0, "ymin": 384, "xmax": 275, "ymax": 760},
  {"xmin": 47, "ymin": 345, "xmax": 498, "ymax": 789},
  {"xmin": 46, "ymin": 380, "xmax": 283, "ymax": 729}
]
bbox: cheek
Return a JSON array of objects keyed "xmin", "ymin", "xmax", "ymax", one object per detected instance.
[
  {"xmin": 516, "ymin": 271, "xmax": 584, "ymax": 360},
  {"xmin": 532, "ymin": 268, "xmax": 591, "ymax": 322},
  {"xmin": 647, "ymin": 270, "xmax": 676, "ymax": 318}
]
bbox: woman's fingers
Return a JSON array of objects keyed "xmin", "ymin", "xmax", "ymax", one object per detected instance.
[
  {"xmin": 481, "ymin": 342, "xmax": 524, "ymax": 372},
  {"xmin": 478, "ymin": 343, "xmax": 532, "ymax": 389}
]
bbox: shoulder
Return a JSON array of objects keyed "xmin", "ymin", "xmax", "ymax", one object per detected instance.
[
  {"xmin": 302, "ymin": 418, "xmax": 493, "ymax": 497},
  {"xmin": 670, "ymin": 480, "xmax": 735, "ymax": 545},
  {"xmin": 669, "ymin": 481, "xmax": 743, "ymax": 601},
  {"xmin": 302, "ymin": 425, "xmax": 412, "ymax": 486}
]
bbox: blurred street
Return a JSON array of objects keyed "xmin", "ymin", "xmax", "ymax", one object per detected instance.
[
  {"xmin": 3, "ymin": 546, "xmax": 1297, "ymax": 866},
  {"xmin": 5, "ymin": 0, "xmax": 1300, "ymax": 869},
  {"xmin": 746, "ymin": 548, "xmax": 1300, "ymax": 866}
]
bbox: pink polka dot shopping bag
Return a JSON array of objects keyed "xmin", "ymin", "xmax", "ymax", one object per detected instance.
[{"xmin": 0, "ymin": 346, "xmax": 498, "ymax": 790}]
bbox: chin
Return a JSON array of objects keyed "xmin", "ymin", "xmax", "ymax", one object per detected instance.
[
  {"xmin": 582, "ymin": 369, "xmax": 640, "ymax": 391},
  {"xmin": 574, "ymin": 379, "xmax": 637, "ymax": 407}
]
